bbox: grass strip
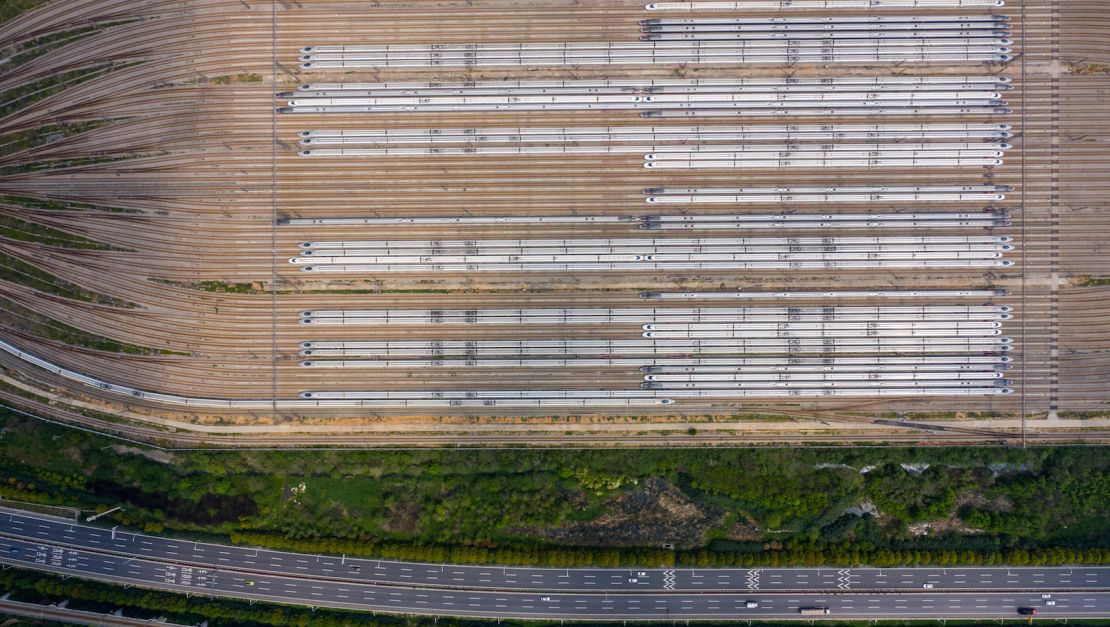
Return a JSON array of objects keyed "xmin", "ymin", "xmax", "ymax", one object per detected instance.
[
  {"xmin": 1, "ymin": 297, "xmax": 178, "ymax": 354},
  {"xmin": 0, "ymin": 252, "xmax": 129, "ymax": 305}
]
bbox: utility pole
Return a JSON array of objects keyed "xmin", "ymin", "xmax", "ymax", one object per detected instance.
[{"xmin": 87, "ymin": 507, "xmax": 122, "ymax": 522}]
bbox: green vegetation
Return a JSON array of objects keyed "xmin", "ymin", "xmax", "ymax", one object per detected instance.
[
  {"xmin": 207, "ymin": 73, "xmax": 265, "ymax": 85},
  {"xmin": 1070, "ymin": 62, "xmax": 1110, "ymax": 75},
  {"xmin": 864, "ymin": 464, "xmax": 960, "ymax": 523},
  {"xmin": 0, "ymin": 213, "xmax": 125, "ymax": 250},
  {"xmin": 0, "ymin": 194, "xmax": 139, "ymax": 214},
  {"xmin": 4, "ymin": 569, "xmax": 1087, "ymax": 627},
  {"xmin": 1058, "ymin": 411, "xmax": 1109, "ymax": 419},
  {"xmin": 151, "ymin": 278, "xmax": 257, "ymax": 293},
  {"xmin": 0, "ymin": 407, "xmax": 1107, "ymax": 569},
  {"xmin": 288, "ymin": 288, "xmax": 455, "ymax": 295},
  {"xmin": 154, "ymin": 279, "xmax": 460, "ymax": 295},
  {"xmin": 0, "ymin": 63, "xmax": 125, "ymax": 119},
  {"xmin": 197, "ymin": 280, "xmax": 257, "ymax": 293},
  {"xmin": 1078, "ymin": 276, "xmax": 1110, "ymax": 287},
  {"xmin": 0, "ymin": 120, "xmax": 107, "ymax": 158},
  {"xmin": 0, "ymin": 297, "xmax": 181, "ymax": 355},
  {"xmin": 0, "ymin": 252, "xmax": 130, "ymax": 305},
  {"xmin": 1, "ymin": 25, "xmax": 101, "ymax": 72},
  {"xmin": 0, "ymin": 153, "xmax": 134, "ymax": 176},
  {"xmin": 0, "ymin": 0, "xmax": 52, "ymax": 25},
  {"xmin": 1, "ymin": 20, "xmax": 138, "ymax": 71},
  {"xmin": 0, "ymin": 567, "xmax": 458, "ymax": 627}
]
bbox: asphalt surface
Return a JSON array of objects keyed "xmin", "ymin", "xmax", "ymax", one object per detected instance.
[
  {"xmin": 3, "ymin": 510, "xmax": 1108, "ymax": 594},
  {"xmin": 2, "ymin": 509, "xmax": 1109, "ymax": 620},
  {"xmin": 0, "ymin": 597, "xmax": 192, "ymax": 627}
]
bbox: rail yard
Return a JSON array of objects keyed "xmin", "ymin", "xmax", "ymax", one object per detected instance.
[{"xmin": 0, "ymin": 0, "xmax": 1108, "ymax": 444}]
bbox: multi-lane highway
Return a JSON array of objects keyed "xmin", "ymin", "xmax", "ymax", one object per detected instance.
[
  {"xmin": 2, "ymin": 509, "xmax": 1108, "ymax": 620},
  {"xmin": 0, "ymin": 597, "xmax": 192, "ymax": 627}
]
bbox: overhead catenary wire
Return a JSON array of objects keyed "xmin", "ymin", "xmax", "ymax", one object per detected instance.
[
  {"xmin": 298, "ymin": 123, "xmax": 1012, "ymax": 146},
  {"xmin": 644, "ymin": 1, "xmax": 1006, "ymax": 10},
  {"xmin": 280, "ymin": 15, "xmax": 1016, "ymax": 404}
]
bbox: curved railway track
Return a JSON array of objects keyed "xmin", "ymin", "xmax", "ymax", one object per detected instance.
[{"xmin": 0, "ymin": 0, "xmax": 1106, "ymax": 431}]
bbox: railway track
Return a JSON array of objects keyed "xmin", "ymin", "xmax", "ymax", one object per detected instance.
[{"xmin": 0, "ymin": 0, "xmax": 1104, "ymax": 431}]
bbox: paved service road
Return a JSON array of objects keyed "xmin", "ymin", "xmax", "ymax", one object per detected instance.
[
  {"xmin": 2, "ymin": 509, "xmax": 1107, "ymax": 594},
  {"xmin": 2, "ymin": 510, "xmax": 1109, "ymax": 620},
  {"xmin": 0, "ymin": 597, "xmax": 193, "ymax": 627}
]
